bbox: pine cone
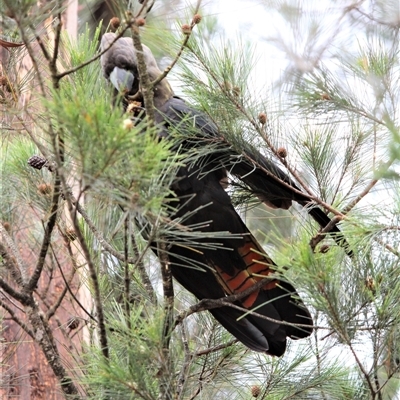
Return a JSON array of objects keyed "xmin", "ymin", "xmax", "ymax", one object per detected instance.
[
  {"xmin": 27, "ymin": 155, "xmax": 55, "ymax": 172},
  {"xmin": 181, "ymin": 24, "xmax": 191, "ymax": 35},
  {"xmin": 258, "ymin": 113, "xmax": 267, "ymax": 124},
  {"xmin": 251, "ymin": 385, "xmax": 261, "ymax": 397},
  {"xmin": 192, "ymin": 14, "xmax": 202, "ymax": 24},
  {"xmin": 67, "ymin": 317, "xmax": 80, "ymax": 330},
  {"xmin": 28, "ymin": 155, "xmax": 47, "ymax": 170},
  {"xmin": 277, "ymin": 147, "xmax": 287, "ymax": 158}
]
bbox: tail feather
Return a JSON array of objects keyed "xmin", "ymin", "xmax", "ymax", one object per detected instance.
[
  {"xmin": 230, "ymin": 160, "xmax": 352, "ymax": 255},
  {"xmin": 167, "ymin": 205, "xmax": 313, "ymax": 355},
  {"xmin": 213, "ymin": 234, "xmax": 278, "ymax": 309},
  {"xmin": 168, "ymin": 226, "xmax": 313, "ymax": 356},
  {"xmin": 211, "ymin": 229, "xmax": 313, "ymax": 344},
  {"xmin": 209, "ymin": 307, "xmax": 272, "ymax": 353},
  {"xmin": 168, "ymin": 244, "xmax": 280, "ymax": 353}
]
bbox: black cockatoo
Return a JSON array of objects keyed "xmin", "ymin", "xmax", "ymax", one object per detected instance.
[{"xmin": 100, "ymin": 33, "xmax": 344, "ymax": 356}]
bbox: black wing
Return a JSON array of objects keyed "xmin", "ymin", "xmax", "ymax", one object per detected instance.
[{"xmin": 162, "ymin": 96, "xmax": 350, "ymax": 253}]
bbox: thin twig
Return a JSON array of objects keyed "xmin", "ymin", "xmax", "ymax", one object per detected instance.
[
  {"xmin": 61, "ymin": 237, "xmax": 98, "ymax": 322},
  {"xmin": 176, "ymin": 323, "xmax": 192, "ymax": 400},
  {"xmin": 34, "ymin": 32, "xmax": 51, "ymax": 62},
  {"xmin": 0, "ymin": 277, "xmax": 29, "ymax": 305},
  {"xmin": 68, "ymin": 199, "xmax": 109, "ymax": 359},
  {"xmin": 0, "ymin": 236, "xmax": 24, "ymax": 285},
  {"xmin": 55, "ymin": 24, "xmax": 132, "ymax": 80},
  {"xmin": 50, "ymin": 13, "xmax": 63, "ymax": 77},
  {"xmin": 342, "ymin": 178, "xmax": 384, "ymax": 215},
  {"xmin": 157, "ymin": 239, "xmax": 174, "ymax": 400},
  {"xmin": 0, "ymin": 297, "xmax": 34, "ymax": 338},
  {"xmin": 336, "ymin": 157, "xmax": 395, "ymax": 220},
  {"xmin": 7, "ymin": 4, "xmax": 47, "ymax": 97},
  {"xmin": 376, "ymin": 363, "xmax": 400, "ymax": 394},
  {"xmin": 0, "ymin": 290, "xmax": 25, "ymax": 313},
  {"xmin": 174, "ymin": 276, "xmax": 317, "ymax": 331},
  {"xmin": 320, "ymin": 300, "xmax": 370, "ymax": 341},
  {"xmin": 134, "ymin": 0, "xmax": 155, "ymax": 19},
  {"xmin": 159, "ymin": 241, "xmax": 174, "ymax": 341},
  {"xmin": 124, "ymin": 214, "xmax": 131, "ymax": 329},
  {"xmin": 313, "ymin": 311, "xmax": 328, "ymax": 400},
  {"xmin": 25, "ymin": 173, "xmax": 61, "ymax": 293},
  {"xmin": 374, "ymin": 237, "xmax": 400, "ymax": 258},
  {"xmin": 130, "ymin": 231, "xmax": 157, "ymax": 303},
  {"xmin": 318, "ymin": 281, "xmax": 376, "ymax": 396},
  {"xmin": 352, "ymin": 6, "xmax": 400, "ymax": 28},
  {"xmin": 260, "ymin": 122, "xmax": 315, "ymax": 198},
  {"xmin": 46, "ymin": 241, "xmax": 81, "ymax": 320},
  {"xmin": 129, "ymin": 20, "xmax": 155, "ymax": 125},
  {"xmin": 24, "ymin": 297, "xmax": 80, "ymax": 398},
  {"xmin": 309, "ymin": 215, "xmax": 343, "ymax": 251},
  {"xmin": 105, "ymin": 375, "xmax": 154, "ymax": 400},
  {"xmin": 73, "ymin": 196, "xmax": 139, "ymax": 264},
  {"xmin": 372, "ymin": 330, "xmax": 383, "ymax": 400},
  {"xmin": 194, "ymin": 339, "xmax": 237, "ymax": 356},
  {"xmin": 188, "ymin": 323, "xmax": 217, "ymax": 400},
  {"xmin": 151, "ymin": 0, "xmax": 202, "ymax": 89},
  {"xmin": 348, "ymin": 339, "xmax": 377, "ymax": 396}
]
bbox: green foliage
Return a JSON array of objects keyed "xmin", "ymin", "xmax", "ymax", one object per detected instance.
[
  {"xmin": 44, "ymin": 26, "xmax": 181, "ymax": 215},
  {"xmin": 83, "ymin": 303, "xmax": 165, "ymax": 399},
  {"xmin": 0, "ymin": 138, "xmax": 53, "ymax": 223},
  {"xmin": 2, "ymin": 1, "xmax": 400, "ymax": 399},
  {"xmin": 179, "ymin": 35, "xmax": 259, "ymax": 142}
]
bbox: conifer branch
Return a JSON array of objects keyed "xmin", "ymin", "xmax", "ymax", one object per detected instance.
[
  {"xmin": 0, "ymin": 276, "xmax": 29, "ymax": 305},
  {"xmin": 73, "ymin": 194, "xmax": 140, "ymax": 264},
  {"xmin": 58, "ymin": 236, "xmax": 98, "ymax": 323},
  {"xmin": 123, "ymin": 214, "xmax": 131, "ymax": 329},
  {"xmin": 50, "ymin": 13, "xmax": 62, "ymax": 73},
  {"xmin": 318, "ymin": 278, "xmax": 376, "ymax": 393},
  {"xmin": 176, "ymin": 323, "xmax": 192, "ymax": 399},
  {"xmin": 129, "ymin": 17, "xmax": 155, "ymax": 125},
  {"xmin": 5, "ymin": 1, "xmax": 47, "ymax": 97},
  {"xmin": 25, "ymin": 173, "xmax": 61, "ymax": 293},
  {"xmin": 374, "ymin": 237, "xmax": 400, "ymax": 258},
  {"xmin": 130, "ymin": 232, "xmax": 157, "ymax": 303},
  {"xmin": 68, "ymin": 200, "xmax": 109, "ymax": 359},
  {"xmin": 24, "ymin": 298, "xmax": 80, "ymax": 398},
  {"xmin": 135, "ymin": 0, "xmax": 156, "ymax": 19},
  {"xmin": 194, "ymin": 339, "xmax": 237, "ymax": 356},
  {"xmin": 0, "ymin": 227, "xmax": 25, "ymax": 284},
  {"xmin": 309, "ymin": 215, "xmax": 343, "ymax": 251},
  {"xmin": 45, "ymin": 242, "xmax": 79, "ymax": 320},
  {"xmin": 260, "ymin": 121, "xmax": 315, "ymax": 199},
  {"xmin": 187, "ymin": 46, "xmax": 347, "ymax": 217},
  {"xmin": 158, "ymin": 239, "xmax": 175, "ymax": 400},
  {"xmin": 55, "ymin": 24, "xmax": 131, "ymax": 80},
  {"xmin": 0, "ymin": 298, "xmax": 35, "ymax": 338}
]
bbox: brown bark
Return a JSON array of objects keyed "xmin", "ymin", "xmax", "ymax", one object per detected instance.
[
  {"xmin": 0, "ymin": 226, "xmax": 87, "ymax": 399},
  {"xmin": 0, "ymin": 2, "xmax": 91, "ymax": 398}
]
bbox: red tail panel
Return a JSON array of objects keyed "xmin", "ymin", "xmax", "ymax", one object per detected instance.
[{"xmin": 213, "ymin": 234, "xmax": 278, "ymax": 308}]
